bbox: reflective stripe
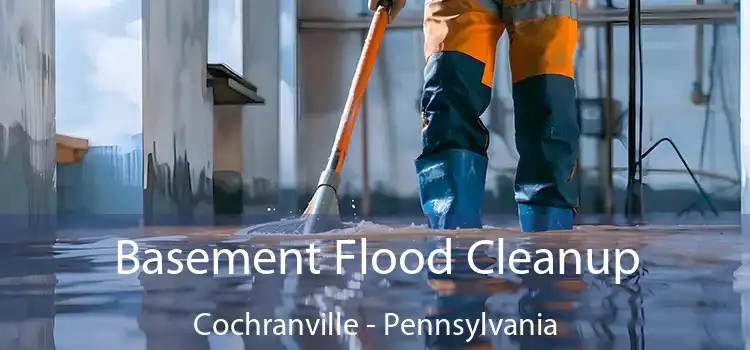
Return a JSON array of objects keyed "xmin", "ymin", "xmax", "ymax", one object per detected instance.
[
  {"xmin": 425, "ymin": 0, "xmax": 501, "ymax": 16},
  {"xmin": 503, "ymin": 0, "xmax": 578, "ymax": 27}
]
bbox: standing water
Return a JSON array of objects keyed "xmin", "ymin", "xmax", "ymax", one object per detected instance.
[{"xmin": 0, "ymin": 221, "xmax": 744, "ymax": 350}]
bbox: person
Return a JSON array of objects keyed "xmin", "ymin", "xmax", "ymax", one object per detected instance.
[{"xmin": 369, "ymin": 0, "xmax": 580, "ymax": 232}]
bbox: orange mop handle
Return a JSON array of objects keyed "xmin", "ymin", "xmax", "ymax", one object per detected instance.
[{"xmin": 324, "ymin": 5, "xmax": 390, "ymax": 174}]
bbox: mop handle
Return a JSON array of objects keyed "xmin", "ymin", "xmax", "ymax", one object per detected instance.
[{"xmin": 324, "ymin": 4, "xmax": 390, "ymax": 174}]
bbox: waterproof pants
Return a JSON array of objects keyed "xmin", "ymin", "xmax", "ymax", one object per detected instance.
[{"xmin": 416, "ymin": 0, "xmax": 580, "ymax": 231}]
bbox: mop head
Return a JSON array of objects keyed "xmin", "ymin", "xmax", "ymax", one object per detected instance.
[
  {"xmin": 236, "ymin": 215, "xmax": 354, "ymax": 235},
  {"xmin": 236, "ymin": 182, "xmax": 352, "ymax": 235}
]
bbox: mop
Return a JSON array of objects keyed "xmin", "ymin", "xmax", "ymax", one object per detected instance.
[{"xmin": 238, "ymin": 1, "xmax": 392, "ymax": 235}]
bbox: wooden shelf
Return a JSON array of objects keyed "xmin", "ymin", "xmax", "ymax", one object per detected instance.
[
  {"xmin": 56, "ymin": 134, "xmax": 89, "ymax": 164},
  {"xmin": 207, "ymin": 63, "xmax": 265, "ymax": 106}
]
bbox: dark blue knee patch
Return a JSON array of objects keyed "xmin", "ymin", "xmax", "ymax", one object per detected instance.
[
  {"xmin": 513, "ymin": 74, "xmax": 579, "ymax": 210},
  {"xmin": 421, "ymin": 51, "xmax": 492, "ymax": 157}
]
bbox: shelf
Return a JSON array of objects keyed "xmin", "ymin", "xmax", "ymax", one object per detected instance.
[{"xmin": 207, "ymin": 63, "xmax": 265, "ymax": 106}]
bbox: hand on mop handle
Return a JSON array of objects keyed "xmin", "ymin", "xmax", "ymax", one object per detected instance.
[{"xmin": 368, "ymin": 0, "xmax": 406, "ymax": 23}]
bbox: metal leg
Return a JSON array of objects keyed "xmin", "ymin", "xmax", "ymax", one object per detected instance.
[
  {"xmin": 601, "ymin": 19, "xmax": 615, "ymax": 223},
  {"xmin": 625, "ymin": 0, "xmax": 643, "ymax": 224}
]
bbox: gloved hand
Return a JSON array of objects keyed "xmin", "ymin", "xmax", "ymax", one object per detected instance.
[{"xmin": 368, "ymin": 0, "xmax": 406, "ymax": 23}]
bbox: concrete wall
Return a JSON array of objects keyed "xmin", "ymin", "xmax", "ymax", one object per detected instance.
[
  {"xmin": 741, "ymin": 0, "xmax": 750, "ymax": 216},
  {"xmin": 142, "ymin": 0, "xmax": 214, "ymax": 225},
  {"xmin": 242, "ymin": 0, "xmax": 282, "ymax": 215},
  {"xmin": 739, "ymin": 0, "xmax": 749, "ymax": 345},
  {"xmin": 0, "ymin": 0, "xmax": 56, "ymax": 238},
  {"xmin": 278, "ymin": 0, "xmax": 300, "ymax": 213},
  {"xmin": 213, "ymin": 107, "xmax": 243, "ymax": 173},
  {"xmin": 213, "ymin": 105, "xmax": 244, "ymax": 219}
]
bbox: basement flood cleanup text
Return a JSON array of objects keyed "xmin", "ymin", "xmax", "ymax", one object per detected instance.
[{"xmin": 116, "ymin": 237, "xmax": 640, "ymax": 341}]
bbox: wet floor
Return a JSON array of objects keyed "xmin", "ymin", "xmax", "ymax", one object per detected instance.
[{"xmin": 0, "ymin": 222, "xmax": 745, "ymax": 350}]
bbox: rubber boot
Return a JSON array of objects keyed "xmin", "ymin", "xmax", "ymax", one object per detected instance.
[
  {"xmin": 518, "ymin": 204, "xmax": 574, "ymax": 232},
  {"xmin": 415, "ymin": 149, "xmax": 488, "ymax": 230}
]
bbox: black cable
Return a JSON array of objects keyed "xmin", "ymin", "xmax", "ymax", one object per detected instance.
[{"xmin": 637, "ymin": 138, "xmax": 719, "ymax": 216}]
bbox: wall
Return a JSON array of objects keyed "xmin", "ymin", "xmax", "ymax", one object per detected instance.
[
  {"xmin": 0, "ymin": 0, "xmax": 56, "ymax": 239},
  {"xmin": 242, "ymin": 0, "xmax": 282, "ymax": 216},
  {"xmin": 739, "ymin": 0, "xmax": 749, "ymax": 343},
  {"xmin": 213, "ymin": 107, "xmax": 243, "ymax": 173},
  {"xmin": 0, "ymin": 1, "xmax": 56, "ymax": 346},
  {"xmin": 213, "ymin": 105, "xmax": 244, "ymax": 219},
  {"xmin": 741, "ymin": 0, "xmax": 750, "ymax": 215},
  {"xmin": 142, "ymin": 0, "xmax": 214, "ymax": 225}
]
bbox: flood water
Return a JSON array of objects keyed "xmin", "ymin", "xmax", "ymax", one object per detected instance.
[{"xmin": 0, "ymin": 222, "xmax": 745, "ymax": 350}]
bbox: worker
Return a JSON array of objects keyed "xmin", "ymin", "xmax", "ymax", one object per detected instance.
[{"xmin": 369, "ymin": 0, "xmax": 580, "ymax": 232}]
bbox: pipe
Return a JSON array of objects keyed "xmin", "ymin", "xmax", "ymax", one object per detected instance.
[
  {"xmin": 491, "ymin": 166, "xmax": 739, "ymax": 184},
  {"xmin": 575, "ymin": 0, "xmax": 588, "ymax": 219},
  {"xmin": 740, "ymin": 0, "xmax": 749, "ymax": 217},
  {"xmin": 601, "ymin": 18, "xmax": 615, "ymax": 222},
  {"xmin": 691, "ymin": 0, "xmax": 708, "ymax": 105},
  {"xmin": 360, "ymin": 91, "xmax": 371, "ymax": 218},
  {"xmin": 360, "ymin": 30, "xmax": 372, "ymax": 219},
  {"xmin": 625, "ymin": 0, "xmax": 642, "ymax": 223},
  {"xmin": 299, "ymin": 4, "xmax": 737, "ymax": 31}
]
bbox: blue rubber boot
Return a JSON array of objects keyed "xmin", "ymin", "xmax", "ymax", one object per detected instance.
[
  {"xmin": 518, "ymin": 204, "xmax": 574, "ymax": 232},
  {"xmin": 415, "ymin": 149, "xmax": 488, "ymax": 230}
]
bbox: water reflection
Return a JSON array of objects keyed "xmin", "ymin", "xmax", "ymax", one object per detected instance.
[
  {"xmin": 137, "ymin": 242, "xmax": 216, "ymax": 350},
  {"xmin": 20, "ymin": 228, "xmax": 747, "ymax": 349},
  {"xmin": 0, "ymin": 243, "xmax": 56, "ymax": 350},
  {"xmin": 418, "ymin": 238, "xmax": 594, "ymax": 350},
  {"xmin": 510, "ymin": 242, "xmax": 589, "ymax": 349}
]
